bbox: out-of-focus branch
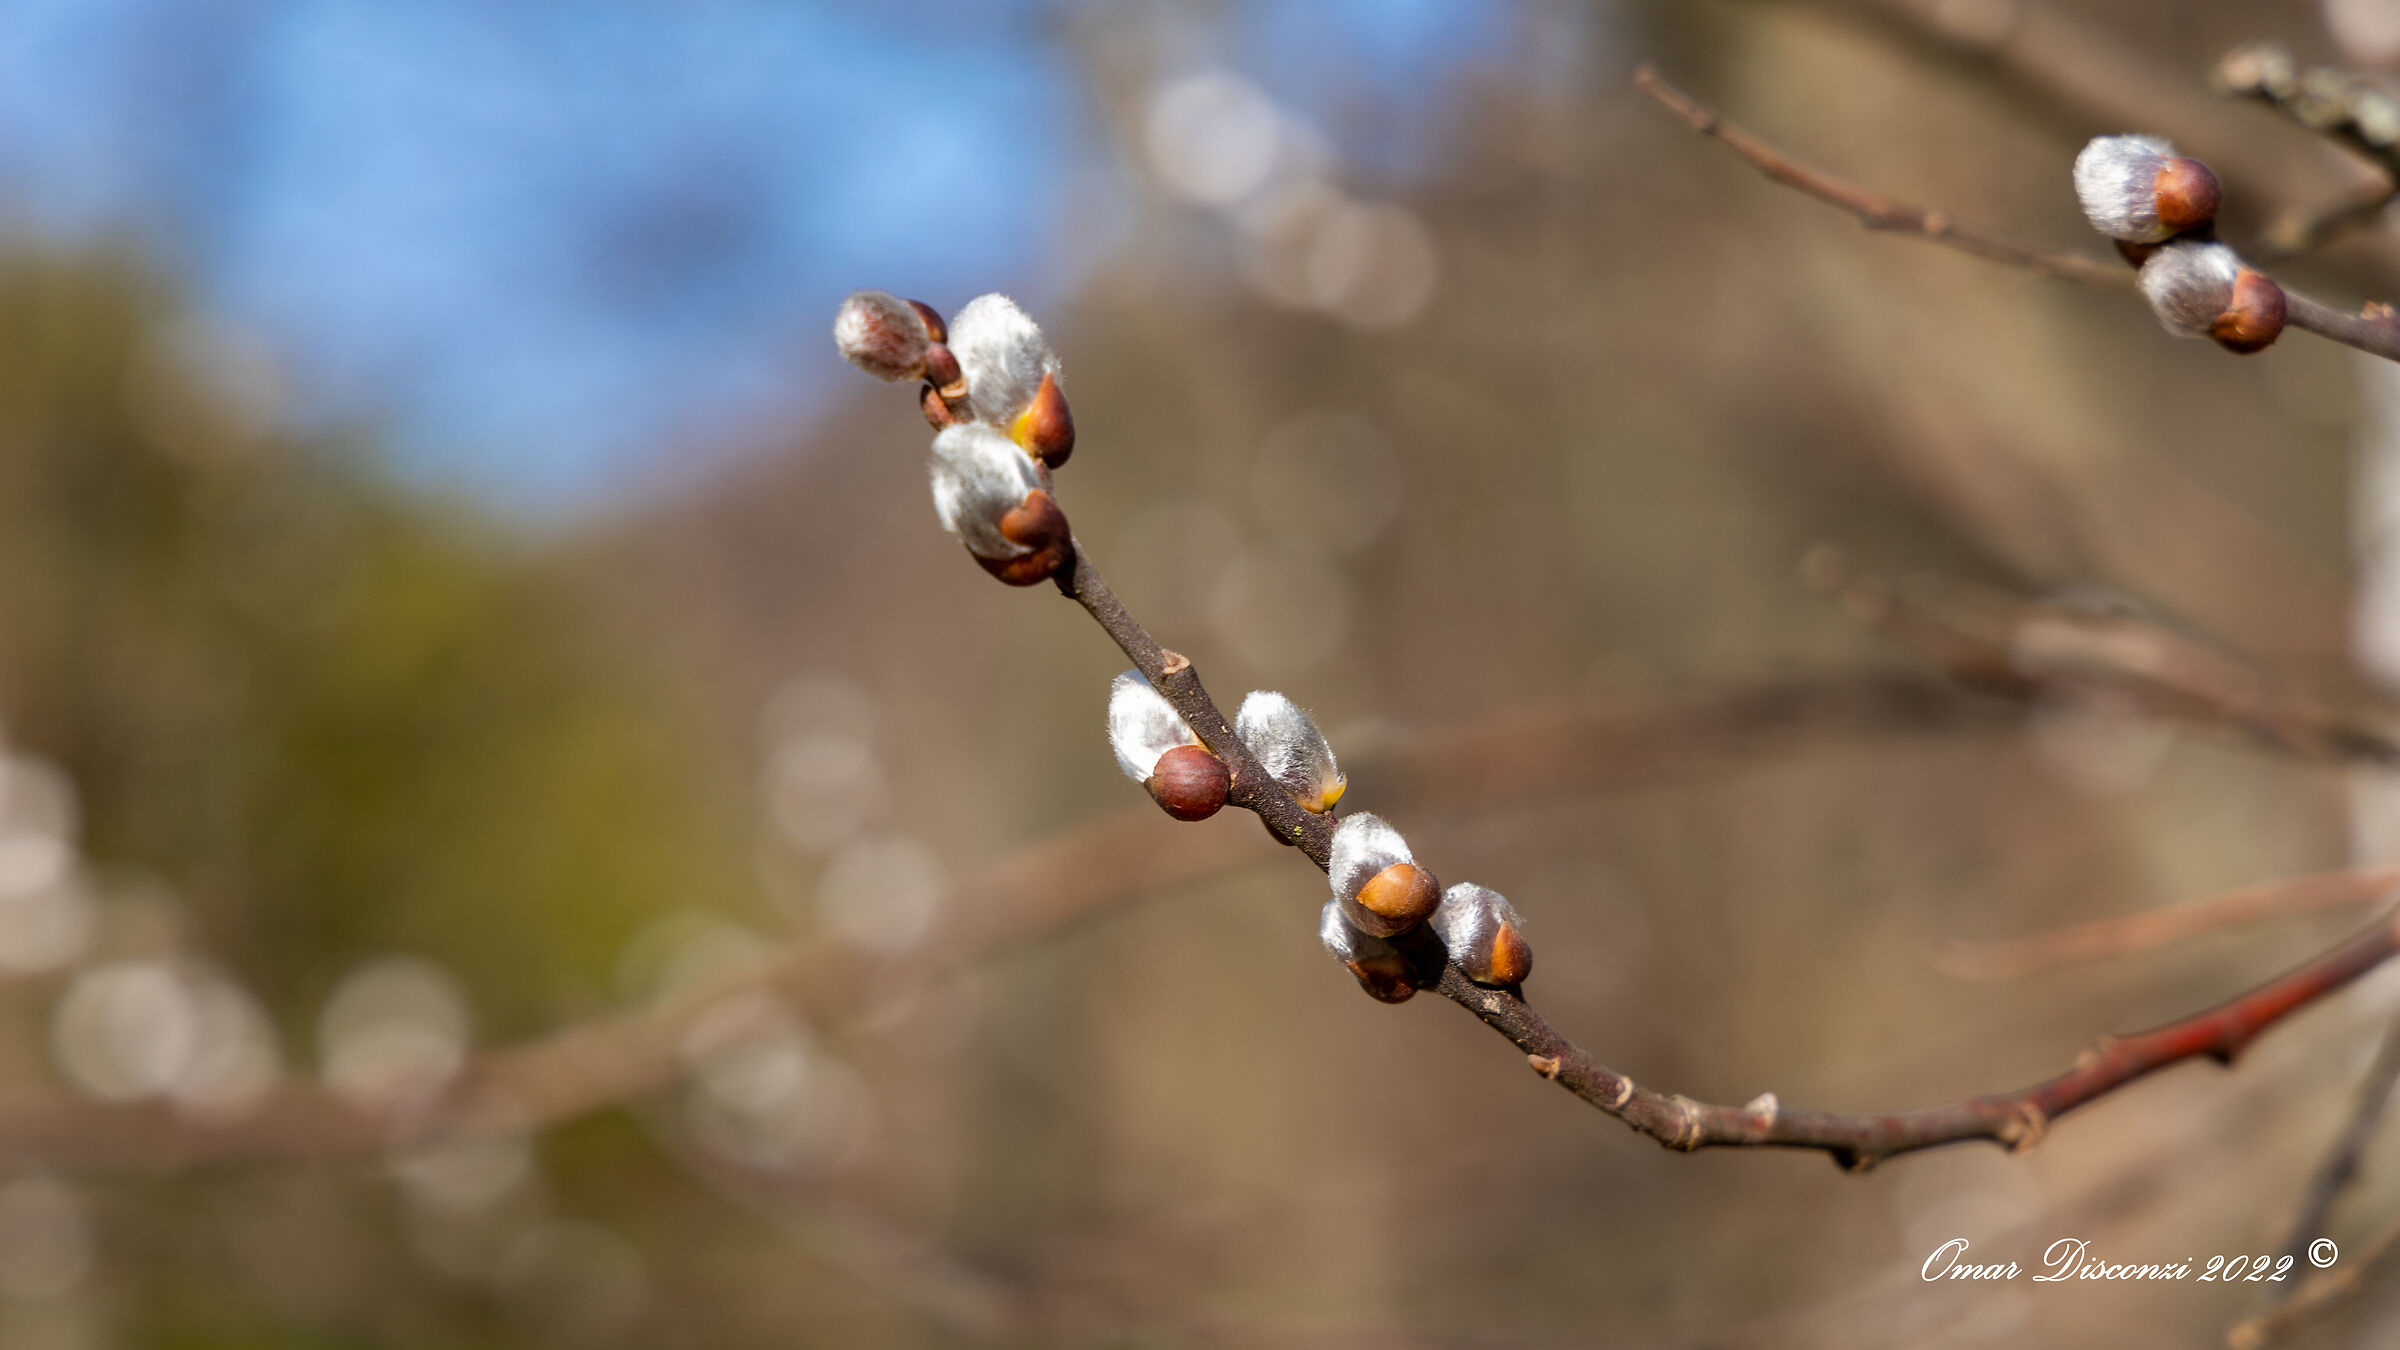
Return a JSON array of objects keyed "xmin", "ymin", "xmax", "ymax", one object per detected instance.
[
  {"xmin": 2217, "ymin": 44, "xmax": 2400, "ymax": 186},
  {"xmin": 2266, "ymin": 1007, "xmax": 2400, "ymax": 1308},
  {"xmin": 0, "ymin": 670, "xmax": 2010, "ymax": 1174},
  {"xmin": 1810, "ymin": 556, "xmax": 2400, "ymax": 769},
  {"xmin": 1937, "ymin": 868, "xmax": 2400, "ymax": 980},
  {"xmin": 2228, "ymin": 1211, "xmax": 2400, "ymax": 1350},
  {"xmin": 2215, "ymin": 43, "xmax": 2400, "ymax": 258},
  {"xmin": 1635, "ymin": 64, "xmax": 2400, "ymax": 364},
  {"xmin": 1631, "ymin": 63, "xmax": 2128, "ymax": 289}
]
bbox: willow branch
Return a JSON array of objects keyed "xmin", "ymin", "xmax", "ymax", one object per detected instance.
[
  {"xmin": 1938, "ymin": 869, "xmax": 2400, "ymax": 980},
  {"xmin": 2268, "ymin": 1006, "xmax": 2400, "ymax": 1303},
  {"xmin": 1634, "ymin": 63, "xmax": 2400, "ymax": 365},
  {"xmin": 2229, "ymin": 1212, "xmax": 2400, "ymax": 1350},
  {"xmin": 1631, "ymin": 63, "xmax": 2127, "ymax": 289},
  {"xmin": 1812, "ymin": 558, "xmax": 2400, "ymax": 770},
  {"xmin": 2216, "ymin": 43, "xmax": 2400, "ymax": 186},
  {"xmin": 1048, "ymin": 531, "xmax": 2400, "ymax": 1169}
]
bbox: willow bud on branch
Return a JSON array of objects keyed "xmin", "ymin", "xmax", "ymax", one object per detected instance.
[
  {"xmin": 1328, "ymin": 813, "xmax": 1440, "ymax": 938},
  {"xmin": 2072, "ymin": 135, "xmax": 2221, "ymax": 242},
  {"xmin": 1319, "ymin": 899, "xmax": 1416, "ymax": 1004},
  {"xmin": 1108, "ymin": 670, "xmax": 1230, "ymax": 821},
  {"xmin": 1234, "ymin": 691, "xmax": 1346, "ymax": 813},
  {"xmin": 1433, "ymin": 882, "xmax": 1533, "ymax": 988},
  {"xmin": 2137, "ymin": 240, "xmax": 2288, "ymax": 354}
]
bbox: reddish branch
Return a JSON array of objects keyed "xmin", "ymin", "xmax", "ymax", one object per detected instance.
[
  {"xmin": 1048, "ymin": 530, "xmax": 2400, "ymax": 1168},
  {"xmin": 1633, "ymin": 64, "xmax": 2400, "ymax": 364},
  {"xmin": 1938, "ymin": 867, "xmax": 2400, "ymax": 979}
]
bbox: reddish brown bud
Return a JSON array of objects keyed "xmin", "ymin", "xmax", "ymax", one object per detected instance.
[
  {"xmin": 973, "ymin": 488, "xmax": 1072, "ymax": 586},
  {"xmin": 921, "ymin": 383, "xmax": 959, "ymax": 429},
  {"xmin": 906, "ymin": 299, "xmax": 947, "ymax": 344},
  {"xmin": 1344, "ymin": 954, "xmax": 1416, "ymax": 1004},
  {"xmin": 1013, "ymin": 371, "xmax": 1074, "ymax": 468},
  {"xmin": 2210, "ymin": 268, "xmax": 2287, "ymax": 354},
  {"xmin": 2112, "ymin": 238, "xmax": 2158, "ymax": 270},
  {"xmin": 1145, "ymin": 742, "xmax": 1229, "ymax": 820},
  {"xmin": 923, "ymin": 343, "xmax": 968, "ymax": 407},
  {"xmin": 2152, "ymin": 158, "xmax": 2221, "ymax": 236},
  {"xmin": 1484, "ymin": 919, "xmax": 1533, "ymax": 986},
  {"xmin": 1353, "ymin": 862, "xmax": 1440, "ymax": 934}
]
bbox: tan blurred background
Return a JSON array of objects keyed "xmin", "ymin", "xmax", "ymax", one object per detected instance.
[{"xmin": 7, "ymin": 0, "xmax": 2400, "ymax": 1345}]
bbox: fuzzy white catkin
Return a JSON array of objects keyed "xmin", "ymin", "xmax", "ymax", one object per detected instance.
[
  {"xmin": 1107, "ymin": 670, "xmax": 1197, "ymax": 782},
  {"xmin": 1432, "ymin": 882, "xmax": 1523, "ymax": 962},
  {"xmin": 948, "ymin": 293, "xmax": 1061, "ymax": 430},
  {"xmin": 832, "ymin": 291, "xmax": 931, "ymax": 382},
  {"xmin": 929, "ymin": 424, "xmax": 1043, "ymax": 559},
  {"xmin": 2073, "ymin": 135, "xmax": 2177, "ymax": 243},
  {"xmin": 2137, "ymin": 240, "xmax": 2241, "ymax": 338},
  {"xmin": 1327, "ymin": 813, "xmax": 1411, "ymax": 903},
  {"xmin": 1318, "ymin": 897, "xmax": 1396, "ymax": 964},
  {"xmin": 1234, "ymin": 691, "xmax": 1344, "ymax": 810}
]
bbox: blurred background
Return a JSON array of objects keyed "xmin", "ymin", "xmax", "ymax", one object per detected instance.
[{"xmin": 7, "ymin": 0, "xmax": 2400, "ymax": 1344}]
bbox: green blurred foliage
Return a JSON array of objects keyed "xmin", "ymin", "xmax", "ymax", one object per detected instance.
[{"xmin": 0, "ymin": 245, "xmax": 749, "ymax": 1039}]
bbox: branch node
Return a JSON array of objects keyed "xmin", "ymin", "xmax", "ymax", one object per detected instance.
[
  {"xmin": 1610, "ymin": 1077, "xmax": 1635, "ymax": 1109},
  {"xmin": 2000, "ymin": 1102, "xmax": 2050, "ymax": 1153},
  {"xmin": 1668, "ymin": 1094, "xmax": 1705, "ymax": 1150},
  {"xmin": 1158, "ymin": 649, "xmax": 1191, "ymax": 676},
  {"xmin": 1744, "ymin": 1091, "xmax": 1782, "ymax": 1130},
  {"xmin": 1528, "ymin": 1054, "xmax": 1561, "ymax": 1080}
]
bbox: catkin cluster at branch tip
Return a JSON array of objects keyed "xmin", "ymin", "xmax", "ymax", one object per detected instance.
[
  {"xmin": 2071, "ymin": 136, "xmax": 2285, "ymax": 354},
  {"xmin": 834, "ymin": 291, "xmax": 1078, "ymax": 585}
]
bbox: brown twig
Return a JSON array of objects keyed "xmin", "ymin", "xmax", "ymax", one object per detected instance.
[
  {"xmin": 2266, "ymin": 1006, "xmax": 2400, "ymax": 1307},
  {"xmin": 2216, "ymin": 43, "xmax": 2400, "ymax": 186},
  {"xmin": 2228, "ymin": 1211, "xmax": 2400, "ymax": 1350},
  {"xmin": 1814, "ymin": 560, "xmax": 2400, "ymax": 769},
  {"xmin": 2215, "ymin": 43, "xmax": 2400, "ymax": 260},
  {"xmin": 1044, "ymin": 530, "xmax": 2400, "ymax": 1168},
  {"xmin": 1451, "ymin": 913, "xmax": 2400, "ymax": 1170},
  {"xmin": 2258, "ymin": 186, "xmax": 2394, "ymax": 261},
  {"xmin": 1630, "ymin": 63, "xmax": 2128, "ymax": 290},
  {"xmin": 1633, "ymin": 63, "xmax": 2400, "ymax": 365},
  {"xmin": 1937, "ymin": 868, "xmax": 2400, "ymax": 980}
]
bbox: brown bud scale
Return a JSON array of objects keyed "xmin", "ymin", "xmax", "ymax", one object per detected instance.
[
  {"xmin": 1354, "ymin": 862, "xmax": 1440, "ymax": 935},
  {"xmin": 924, "ymin": 343, "xmax": 967, "ymax": 406},
  {"xmin": 1345, "ymin": 955, "xmax": 1416, "ymax": 1004},
  {"xmin": 2210, "ymin": 269, "xmax": 2287, "ymax": 354},
  {"xmin": 906, "ymin": 299, "xmax": 947, "ymax": 344},
  {"xmin": 2112, "ymin": 238, "xmax": 2158, "ymax": 270},
  {"xmin": 921, "ymin": 384, "xmax": 959, "ymax": 429},
  {"xmin": 1146, "ymin": 743, "xmax": 1229, "ymax": 821},
  {"xmin": 2152, "ymin": 158, "xmax": 2221, "ymax": 236},
  {"xmin": 1014, "ymin": 370, "xmax": 1075, "ymax": 468},
  {"xmin": 1482, "ymin": 920, "xmax": 1533, "ymax": 987}
]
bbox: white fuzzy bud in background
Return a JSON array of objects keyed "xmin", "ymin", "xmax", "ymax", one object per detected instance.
[
  {"xmin": 1234, "ymin": 691, "xmax": 1345, "ymax": 812},
  {"xmin": 929, "ymin": 424, "xmax": 1046, "ymax": 560},
  {"xmin": 1319, "ymin": 898, "xmax": 1414, "ymax": 1003},
  {"xmin": 1328, "ymin": 813, "xmax": 1439, "ymax": 937},
  {"xmin": 2137, "ymin": 240, "xmax": 2242, "ymax": 337},
  {"xmin": 1432, "ymin": 882, "xmax": 1533, "ymax": 987},
  {"xmin": 1107, "ymin": 670, "xmax": 1198, "ymax": 782},
  {"xmin": 2073, "ymin": 134, "xmax": 2221, "ymax": 243},
  {"xmin": 833, "ymin": 291, "xmax": 933, "ymax": 382},
  {"xmin": 2073, "ymin": 136, "xmax": 2178, "ymax": 242},
  {"xmin": 2134, "ymin": 240, "xmax": 2288, "ymax": 353},
  {"xmin": 948, "ymin": 293, "xmax": 1061, "ymax": 430}
]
